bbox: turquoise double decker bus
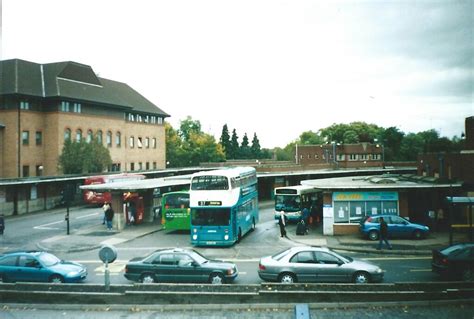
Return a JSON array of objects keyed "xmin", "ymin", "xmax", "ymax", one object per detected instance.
[
  {"xmin": 161, "ymin": 191, "xmax": 190, "ymax": 230},
  {"xmin": 190, "ymin": 167, "xmax": 259, "ymax": 246}
]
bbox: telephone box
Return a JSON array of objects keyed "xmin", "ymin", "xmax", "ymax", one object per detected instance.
[{"xmin": 123, "ymin": 192, "xmax": 144, "ymax": 225}]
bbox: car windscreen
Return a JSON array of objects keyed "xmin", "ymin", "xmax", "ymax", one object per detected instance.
[
  {"xmin": 191, "ymin": 208, "xmax": 230, "ymax": 226},
  {"xmin": 38, "ymin": 253, "xmax": 61, "ymax": 267},
  {"xmin": 189, "ymin": 250, "xmax": 208, "ymax": 264}
]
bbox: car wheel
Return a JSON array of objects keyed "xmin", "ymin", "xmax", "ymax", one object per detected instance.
[
  {"xmin": 461, "ymin": 268, "xmax": 474, "ymax": 282},
  {"xmin": 353, "ymin": 271, "xmax": 370, "ymax": 284},
  {"xmin": 368, "ymin": 230, "xmax": 379, "ymax": 241},
  {"xmin": 413, "ymin": 230, "xmax": 422, "ymax": 240},
  {"xmin": 140, "ymin": 273, "xmax": 156, "ymax": 284},
  {"xmin": 49, "ymin": 275, "xmax": 65, "ymax": 283},
  {"xmin": 209, "ymin": 272, "xmax": 224, "ymax": 285},
  {"xmin": 279, "ymin": 273, "xmax": 296, "ymax": 284}
]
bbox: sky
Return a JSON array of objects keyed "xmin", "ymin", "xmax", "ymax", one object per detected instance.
[{"xmin": 1, "ymin": 0, "xmax": 473, "ymax": 148}]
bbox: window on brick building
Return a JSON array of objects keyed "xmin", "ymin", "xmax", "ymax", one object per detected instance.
[
  {"xmin": 106, "ymin": 131, "xmax": 112, "ymax": 147},
  {"xmin": 152, "ymin": 138, "xmax": 157, "ymax": 148},
  {"xmin": 61, "ymin": 101, "xmax": 70, "ymax": 112},
  {"xmin": 86, "ymin": 130, "xmax": 93, "ymax": 143},
  {"xmin": 35, "ymin": 131, "xmax": 42, "ymax": 145},
  {"xmin": 97, "ymin": 130, "xmax": 103, "ymax": 144},
  {"xmin": 73, "ymin": 103, "xmax": 81, "ymax": 113},
  {"xmin": 64, "ymin": 128, "xmax": 71, "ymax": 141},
  {"xmin": 137, "ymin": 137, "xmax": 143, "ymax": 148},
  {"xmin": 116, "ymin": 132, "xmax": 121, "ymax": 147},
  {"xmin": 22, "ymin": 165, "xmax": 29, "ymax": 177},
  {"xmin": 131, "ymin": 162, "xmax": 135, "ymax": 171},
  {"xmin": 22, "ymin": 131, "xmax": 29, "ymax": 145},
  {"xmin": 145, "ymin": 137, "xmax": 149, "ymax": 148},
  {"xmin": 75, "ymin": 129, "xmax": 82, "ymax": 142},
  {"xmin": 20, "ymin": 101, "xmax": 30, "ymax": 110},
  {"xmin": 129, "ymin": 136, "xmax": 134, "ymax": 148}
]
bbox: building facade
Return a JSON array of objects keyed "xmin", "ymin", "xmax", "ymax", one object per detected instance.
[
  {"xmin": 295, "ymin": 143, "xmax": 384, "ymax": 168},
  {"xmin": 0, "ymin": 59, "xmax": 169, "ymax": 178}
]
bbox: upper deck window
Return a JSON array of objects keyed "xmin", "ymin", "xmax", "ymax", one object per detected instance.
[{"xmin": 191, "ymin": 175, "xmax": 229, "ymax": 190}]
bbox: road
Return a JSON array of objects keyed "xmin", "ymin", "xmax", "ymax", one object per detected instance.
[{"xmin": 0, "ymin": 204, "xmax": 440, "ymax": 285}]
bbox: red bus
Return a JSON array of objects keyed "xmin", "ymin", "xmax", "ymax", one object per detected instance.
[{"xmin": 83, "ymin": 173, "xmax": 145, "ymax": 205}]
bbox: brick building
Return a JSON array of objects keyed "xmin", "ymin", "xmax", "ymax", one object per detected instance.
[
  {"xmin": 295, "ymin": 143, "xmax": 384, "ymax": 169},
  {"xmin": 0, "ymin": 59, "xmax": 169, "ymax": 178}
]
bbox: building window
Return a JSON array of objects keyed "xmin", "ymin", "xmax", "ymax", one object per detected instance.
[
  {"xmin": 137, "ymin": 137, "xmax": 143, "ymax": 148},
  {"xmin": 153, "ymin": 162, "xmax": 157, "ymax": 169},
  {"xmin": 36, "ymin": 165, "xmax": 43, "ymax": 176},
  {"xmin": 314, "ymin": 154, "xmax": 319, "ymax": 160},
  {"xmin": 73, "ymin": 103, "xmax": 81, "ymax": 113},
  {"xmin": 137, "ymin": 114, "xmax": 142, "ymax": 122},
  {"xmin": 130, "ymin": 163, "xmax": 135, "ymax": 171},
  {"xmin": 20, "ymin": 101, "xmax": 30, "ymax": 110},
  {"xmin": 337, "ymin": 154, "xmax": 345, "ymax": 161},
  {"xmin": 152, "ymin": 138, "xmax": 157, "ymax": 149},
  {"xmin": 22, "ymin": 165, "xmax": 29, "ymax": 177},
  {"xmin": 61, "ymin": 101, "xmax": 70, "ymax": 112},
  {"xmin": 35, "ymin": 131, "xmax": 42, "ymax": 145},
  {"xmin": 129, "ymin": 136, "xmax": 134, "ymax": 148},
  {"xmin": 138, "ymin": 162, "xmax": 143, "ymax": 170},
  {"xmin": 146, "ymin": 162, "xmax": 150, "ymax": 170},
  {"xmin": 359, "ymin": 154, "xmax": 368, "ymax": 161},
  {"xmin": 97, "ymin": 130, "xmax": 103, "ymax": 144},
  {"xmin": 22, "ymin": 131, "xmax": 29, "ymax": 145},
  {"xmin": 64, "ymin": 128, "xmax": 71, "ymax": 141},
  {"xmin": 145, "ymin": 137, "xmax": 149, "ymax": 148},
  {"xmin": 87, "ymin": 130, "xmax": 93, "ymax": 143},
  {"xmin": 76, "ymin": 129, "xmax": 82, "ymax": 142},
  {"xmin": 116, "ymin": 132, "xmax": 121, "ymax": 147},
  {"xmin": 106, "ymin": 131, "xmax": 112, "ymax": 147},
  {"xmin": 349, "ymin": 154, "xmax": 357, "ymax": 161},
  {"xmin": 151, "ymin": 116, "xmax": 156, "ymax": 124},
  {"xmin": 157, "ymin": 117, "xmax": 163, "ymax": 124},
  {"xmin": 128, "ymin": 113, "xmax": 135, "ymax": 122}
]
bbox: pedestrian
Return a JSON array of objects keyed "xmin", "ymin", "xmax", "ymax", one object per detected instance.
[
  {"xmin": 302, "ymin": 207, "xmax": 310, "ymax": 225},
  {"xmin": 0, "ymin": 214, "xmax": 5, "ymax": 235},
  {"xmin": 105, "ymin": 203, "xmax": 114, "ymax": 231},
  {"xmin": 278, "ymin": 212, "xmax": 287, "ymax": 238},
  {"xmin": 127, "ymin": 201, "xmax": 136, "ymax": 225},
  {"xmin": 102, "ymin": 202, "xmax": 109, "ymax": 225},
  {"xmin": 377, "ymin": 217, "xmax": 392, "ymax": 250}
]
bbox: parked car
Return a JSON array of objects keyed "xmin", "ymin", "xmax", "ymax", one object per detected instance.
[
  {"xmin": 0, "ymin": 250, "xmax": 87, "ymax": 283},
  {"xmin": 258, "ymin": 246, "xmax": 384, "ymax": 284},
  {"xmin": 359, "ymin": 214, "xmax": 429, "ymax": 241},
  {"xmin": 432, "ymin": 242, "xmax": 474, "ymax": 281},
  {"xmin": 124, "ymin": 248, "xmax": 238, "ymax": 284}
]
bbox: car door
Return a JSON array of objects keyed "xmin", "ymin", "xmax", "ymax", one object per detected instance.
[
  {"xmin": 152, "ymin": 253, "xmax": 179, "ymax": 282},
  {"xmin": 314, "ymin": 251, "xmax": 350, "ymax": 282},
  {"xmin": 17, "ymin": 255, "xmax": 48, "ymax": 282},
  {"xmin": 175, "ymin": 253, "xmax": 199, "ymax": 283},
  {"xmin": 389, "ymin": 216, "xmax": 409, "ymax": 238},
  {"xmin": 288, "ymin": 251, "xmax": 318, "ymax": 283},
  {"xmin": 0, "ymin": 255, "xmax": 19, "ymax": 282}
]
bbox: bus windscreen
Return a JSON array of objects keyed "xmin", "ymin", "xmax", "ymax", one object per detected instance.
[{"xmin": 191, "ymin": 208, "xmax": 230, "ymax": 226}]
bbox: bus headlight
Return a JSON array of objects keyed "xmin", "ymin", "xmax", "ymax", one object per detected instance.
[
  {"xmin": 224, "ymin": 235, "xmax": 229, "ymax": 240},
  {"xmin": 192, "ymin": 234, "xmax": 198, "ymax": 240}
]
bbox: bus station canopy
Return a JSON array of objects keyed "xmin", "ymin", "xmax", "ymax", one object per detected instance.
[
  {"xmin": 445, "ymin": 197, "xmax": 474, "ymax": 204},
  {"xmin": 79, "ymin": 175, "xmax": 191, "ymax": 192}
]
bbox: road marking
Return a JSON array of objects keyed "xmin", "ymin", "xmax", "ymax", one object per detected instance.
[
  {"xmin": 410, "ymin": 269, "xmax": 432, "ymax": 272},
  {"xmin": 94, "ymin": 263, "xmax": 125, "ymax": 273},
  {"xmin": 41, "ymin": 235, "xmax": 67, "ymax": 243},
  {"xmin": 363, "ymin": 256, "xmax": 431, "ymax": 261},
  {"xmin": 34, "ymin": 220, "xmax": 64, "ymax": 230},
  {"xmin": 76, "ymin": 212, "xmax": 99, "ymax": 219}
]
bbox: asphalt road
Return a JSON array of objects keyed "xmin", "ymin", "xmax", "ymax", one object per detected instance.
[{"xmin": 0, "ymin": 204, "xmax": 441, "ymax": 285}]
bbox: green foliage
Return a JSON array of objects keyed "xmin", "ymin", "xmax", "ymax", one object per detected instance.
[
  {"xmin": 228, "ymin": 129, "xmax": 239, "ymax": 160},
  {"xmin": 298, "ymin": 131, "xmax": 325, "ymax": 145},
  {"xmin": 219, "ymin": 124, "xmax": 231, "ymax": 157},
  {"xmin": 251, "ymin": 133, "xmax": 262, "ymax": 159},
  {"xmin": 239, "ymin": 133, "xmax": 251, "ymax": 159},
  {"xmin": 58, "ymin": 139, "xmax": 112, "ymax": 174}
]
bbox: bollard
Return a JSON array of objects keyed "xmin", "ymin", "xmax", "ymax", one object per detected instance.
[{"xmin": 294, "ymin": 304, "xmax": 311, "ymax": 319}]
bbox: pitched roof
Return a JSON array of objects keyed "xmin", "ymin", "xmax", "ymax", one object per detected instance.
[{"xmin": 0, "ymin": 59, "xmax": 169, "ymax": 117}]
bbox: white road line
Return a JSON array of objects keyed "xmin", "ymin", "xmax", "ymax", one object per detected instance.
[
  {"xmin": 410, "ymin": 269, "xmax": 432, "ymax": 272},
  {"xmin": 76, "ymin": 212, "xmax": 99, "ymax": 219},
  {"xmin": 34, "ymin": 220, "xmax": 64, "ymax": 230},
  {"xmin": 363, "ymin": 256, "xmax": 431, "ymax": 261}
]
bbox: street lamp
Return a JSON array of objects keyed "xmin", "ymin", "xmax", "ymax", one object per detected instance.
[{"xmin": 331, "ymin": 141, "xmax": 340, "ymax": 169}]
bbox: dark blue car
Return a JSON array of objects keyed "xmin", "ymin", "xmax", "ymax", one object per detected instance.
[
  {"xmin": 0, "ymin": 251, "xmax": 87, "ymax": 283},
  {"xmin": 359, "ymin": 215, "xmax": 429, "ymax": 241}
]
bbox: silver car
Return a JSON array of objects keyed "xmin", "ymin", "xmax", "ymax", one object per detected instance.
[{"xmin": 258, "ymin": 246, "xmax": 384, "ymax": 284}]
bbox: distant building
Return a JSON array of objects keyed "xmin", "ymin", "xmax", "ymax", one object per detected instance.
[
  {"xmin": 294, "ymin": 143, "xmax": 384, "ymax": 169},
  {"xmin": 0, "ymin": 59, "xmax": 169, "ymax": 178}
]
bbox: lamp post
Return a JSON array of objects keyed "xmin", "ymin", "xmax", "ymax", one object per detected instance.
[
  {"xmin": 331, "ymin": 141, "xmax": 340, "ymax": 169},
  {"xmin": 374, "ymin": 139, "xmax": 385, "ymax": 167}
]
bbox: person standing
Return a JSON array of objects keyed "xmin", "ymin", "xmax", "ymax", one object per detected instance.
[
  {"xmin": 278, "ymin": 212, "xmax": 287, "ymax": 238},
  {"xmin": 102, "ymin": 202, "xmax": 109, "ymax": 225},
  {"xmin": 0, "ymin": 214, "xmax": 5, "ymax": 235},
  {"xmin": 377, "ymin": 217, "xmax": 392, "ymax": 250},
  {"xmin": 105, "ymin": 203, "xmax": 114, "ymax": 231}
]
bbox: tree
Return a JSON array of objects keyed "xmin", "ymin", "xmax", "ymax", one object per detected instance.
[
  {"xmin": 179, "ymin": 116, "xmax": 201, "ymax": 142},
  {"xmin": 239, "ymin": 133, "xmax": 251, "ymax": 159},
  {"xmin": 58, "ymin": 139, "xmax": 112, "ymax": 174},
  {"xmin": 251, "ymin": 133, "xmax": 262, "ymax": 158},
  {"xmin": 228, "ymin": 129, "xmax": 239, "ymax": 160},
  {"xmin": 298, "ymin": 131, "xmax": 325, "ymax": 145},
  {"xmin": 219, "ymin": 124, "xmax": 231, "ymax": 159}
]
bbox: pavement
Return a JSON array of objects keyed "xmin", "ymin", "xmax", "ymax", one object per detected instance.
[{"xmin": 34, "ymin": 212, "xmax": 465, "ymax": 256}]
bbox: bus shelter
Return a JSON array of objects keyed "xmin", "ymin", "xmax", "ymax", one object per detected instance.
[
  {"xmin": 446, "ymin": 197, "xmax": 474, "ymax": 244},
  {"xmin": 80, "ymin": 175, "xmax": 191, "ymax": 231}
]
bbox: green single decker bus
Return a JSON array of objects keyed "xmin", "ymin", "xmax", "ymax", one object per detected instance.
[{"xmin": 161, "ymin": 191, "xmax": 190, "ymax": 230}]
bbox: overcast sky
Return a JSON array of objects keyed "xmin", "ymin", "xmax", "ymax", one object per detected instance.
[{"xmin": 2, "ymin": 0, "xmax": 473, "ymax": 148}]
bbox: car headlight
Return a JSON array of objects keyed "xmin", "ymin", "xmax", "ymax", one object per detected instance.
[
  {"xmin": 67, "ymin": 271, "xmax": 80, "ymax": 277},
  {"xmin": 376, "ymin": 268, "xmax": 383, "ymax": 273}
]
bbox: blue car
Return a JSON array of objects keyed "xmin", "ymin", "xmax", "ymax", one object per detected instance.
[
  {"xmin": 359, "ymin": 215, "xmax": 429, "ymax": 241},
  {"xmin": 0, "ymin": 251, "xmax": 87, "ymax": 283}
]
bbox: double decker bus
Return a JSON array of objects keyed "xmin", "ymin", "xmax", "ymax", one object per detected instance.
[
  {"xmin": 161, "ymin": 191, "xmax": 190, "ymax": 230},
  {"xmin": 83, "ymin": 173, "xmax": 145, "ymax": 205},
  {"xmin": 190, "ymin": 167, "xmax": 259, "ymax": 246},
  {"xmin": 274, "ymin": 185, "xmax": 319, "ymax": 222}
]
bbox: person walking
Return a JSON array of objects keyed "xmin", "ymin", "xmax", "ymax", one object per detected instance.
[
  {"xmin": 102, "ymin": 202, "xmax": 109, "ymax": 225},
  {"xmin": 377, "ymin": 217, "xmax": 392, "ymax": 250},
  {"xmin": 278, "ymin": 212, "xmax": 287, "ymax": 238},
  {"xmin": 105, "ymin": 203, "xmax": 114, "ymax": 231}
]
